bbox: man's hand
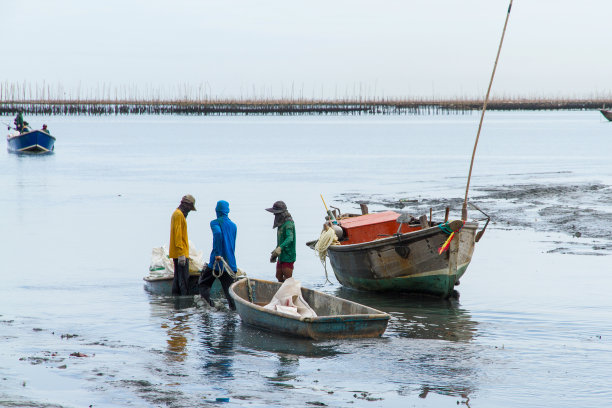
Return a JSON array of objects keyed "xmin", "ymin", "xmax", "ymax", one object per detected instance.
[
  {"xmin": 178, "ymin": 255, "xmax": 186, "ymax": 266},
  {"xmin": 215, "ymin": 256, "xmax": 222, "ymax": 261},
  {"xmin": 269, "ymin": 247, "xmax": 281, "ymax": 263}
]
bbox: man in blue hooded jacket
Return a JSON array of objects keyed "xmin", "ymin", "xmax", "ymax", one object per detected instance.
[{"xmin": 198, "ymin": 200, "xmax": 237, "ymax": 309}]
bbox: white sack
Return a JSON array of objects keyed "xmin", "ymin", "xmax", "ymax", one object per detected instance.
[
  {"xmin": 147, "ymin": 241, "xmax": 205, "ymax": 278},
  {"xmin": 264, "ymin": 277, "xmax": 317, "ymax": 318}
]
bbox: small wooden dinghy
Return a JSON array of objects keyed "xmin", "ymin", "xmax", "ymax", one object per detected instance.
[{"xmin": 229, "ymin": 278, "xmax": 390, "ymax": 340}]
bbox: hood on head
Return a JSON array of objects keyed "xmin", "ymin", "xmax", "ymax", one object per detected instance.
[{"xmin": 215, "ymin": 200, "xmax": 230, "ymax": 217}]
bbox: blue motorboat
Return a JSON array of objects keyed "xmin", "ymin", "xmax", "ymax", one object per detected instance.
[{"xmin": 7, "ymin": 130, "xmax": 56, "ymax": 153}]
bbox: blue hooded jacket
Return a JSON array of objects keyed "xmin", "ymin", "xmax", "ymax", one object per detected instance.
[{"xmin": 209, "ymin": 200, "xmax": 237, "ymax": 272}]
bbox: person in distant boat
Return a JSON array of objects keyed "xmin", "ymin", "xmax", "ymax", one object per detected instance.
[
  {"xmin": 41, "ymin": 124, "xmax": 50, "ymax": 135},
  {"xmin": 169, "ymin": 194, "xmax": 197, "ymax": 295},
  {"xmin": 266, "ymin": 201, "xmax": 296, "ymax": 282},
  {"xmin": 198, "ymin": 200, "xmax": 237, "ymax": 310},
  {"xmin": 14, "ymin": 111, "xmax": 24, "ymax": 132}
]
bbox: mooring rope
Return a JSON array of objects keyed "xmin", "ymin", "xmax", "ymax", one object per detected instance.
[
  {"xmin": 211, "ymin": 257, "xmax": 254, "ymax": 303},
  {"xmin": 211, "ymin": 257, "xmax": 238, "ymax": 279},
  {"xmin": 246, "ymin": 278, "xmax": 254, "ymax": 304},
  {"xmin": 314, "ymin": 227, "xmax": 340, "ymax": 284}
]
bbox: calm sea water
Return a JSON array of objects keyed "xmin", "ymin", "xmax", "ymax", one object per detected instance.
[{"xmin": 1, "ymin": 111, "xmax": 611, "ymax": 407}]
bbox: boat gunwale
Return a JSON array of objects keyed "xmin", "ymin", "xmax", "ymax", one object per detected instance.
[
  {"xmin": 143, "ymin": 272, "xmax": 201, "ymax": 282},
  {"xmin": 7, "ymin": 129, "xmax": 57, "ymax": 141},
  {"xmin": 230, "ymin": 278, "xmax": 390, "ymax": 323},
  {"xmin": 328, "ymin": 221, "xmax": 479, "ymax": 252},
  {"xmin": 143, "ymin": 275, "xmax": 173, "ymax": 282}
]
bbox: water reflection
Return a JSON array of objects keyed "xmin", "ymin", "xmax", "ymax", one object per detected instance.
[
  {"xmin": 413, "ymin": 385, "xmax": 473, "ymax": 406},
  {"xmin": 146, "ymin": 291, "xmax": 479, "ymax": 404},
  {"xmin": 149, "ymin": 295, "xmax": 195, "ymax": 363},
  {"xmin": 334, "ymin": 287, "xmax": 478, "ymax": 341},
  {"xmin": 235, "ymin": 324, "xmax": 342, "ymax": 358},
  {"xmin": 197, "ymin": 312, "xmax": 237, "ymax": 380},
  {"xmin": 333, "ymin": 288, "xmax": 479, "ymax": 403},
  {"xmin": 163, "ymin": 314, "xmax": 190, "ymax": 362},
  {"xmin": 266, "ymin": 353, "xmax": 300, "ymax": 387}
]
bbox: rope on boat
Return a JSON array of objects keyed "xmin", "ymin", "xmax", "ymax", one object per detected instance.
[
  {"xmin": 314, "ymin": 227, "xmax": 340, "ymax": 284},
  {"xmin": 246, "ymin": 278, "xmax": 254, "ymax": 304},
  {"xmin": 211, "ymin": 257, "xmax": 254, "ymax": 303},
  {"xmin": 437, "ymin": 221, "xmax": 465, "ymax": 254},
  {"xmin": 211, "ymin": 257, "xmax": 238, "ymax": 279}
]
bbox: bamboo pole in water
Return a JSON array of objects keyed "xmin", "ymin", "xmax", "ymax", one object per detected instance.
[{"xmin": 462, "ymin": 0, "xmax": 513, "ymax": 221}]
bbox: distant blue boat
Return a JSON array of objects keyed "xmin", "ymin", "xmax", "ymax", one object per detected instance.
[{"xmin": 7, "ymin": 130, "xmax": 56, "ymax": 153}]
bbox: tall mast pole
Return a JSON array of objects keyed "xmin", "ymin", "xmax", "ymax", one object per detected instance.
[{"xmin": 462, "ymin": 0, "xmax": 513, "ymax": 221}]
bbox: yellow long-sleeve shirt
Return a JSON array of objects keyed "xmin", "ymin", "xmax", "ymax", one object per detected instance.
[{"xmin": 169, "ymin": 209, "xmax": 189, "ymax": 258}]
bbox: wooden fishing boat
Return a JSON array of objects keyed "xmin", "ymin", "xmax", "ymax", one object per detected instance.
[
  {"xmin": 7, "ymin": 129, "xmax": 56, "ymax": 153},
  {"xmin": 600, "ymin": 109, "xmax": 612, "ymax": 121},
  {"xmin": 305, "ymin": 0, "xmax": 509, "ymax": 299},
  {"xmin": 229, "ymin": 278, "xmax": 390, "ymax": 340},
  {"xmin": 308, "ymin": 210, "xmax": 485, "ymax": 298}
]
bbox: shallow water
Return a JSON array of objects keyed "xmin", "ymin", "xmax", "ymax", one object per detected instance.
[{"xmin": 1, "ymin": 111, "xmax": 612, "ymax": 407}]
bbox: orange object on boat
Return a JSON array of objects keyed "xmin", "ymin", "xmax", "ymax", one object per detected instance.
[{"xmin": 338, "ymin": 211, "xmax": 420, "ymax": 245}]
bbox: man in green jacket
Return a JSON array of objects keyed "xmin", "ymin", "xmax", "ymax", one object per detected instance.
[
  {"xmin": 14, "ymin": 111, "xmax": 24, "ymax": 132},
  {"xmin": 266, "ymin": 201, "xmax": 296, "ymax": 282}
]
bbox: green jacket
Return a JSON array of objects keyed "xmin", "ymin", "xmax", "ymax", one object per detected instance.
[
  {"xmin": 277, "ymin": 220, "xmax": 296, "ymax": 263},
  {"xmin": 14, "ymin": 113, "xmax": 23, "ymax": 128}
]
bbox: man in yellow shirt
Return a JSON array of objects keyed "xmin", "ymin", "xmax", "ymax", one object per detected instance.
[{"xmin": 169, "ymin": 194, "xmax": 196, "ymax": 295}]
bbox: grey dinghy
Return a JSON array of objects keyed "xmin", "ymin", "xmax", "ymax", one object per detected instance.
[{"xmin": 229, "ymin": 278, "xmax": 390, "ymax": 340}]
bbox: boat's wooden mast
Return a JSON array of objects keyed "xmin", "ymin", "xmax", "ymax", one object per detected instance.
[{"xmin": 462, "ymin": 0, "xmax": 514, "ymax": 221}]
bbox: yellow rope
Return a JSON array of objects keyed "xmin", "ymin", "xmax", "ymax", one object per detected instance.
[{"xmin": 314, "ymin": 227, "xmax": 339, "ymax": 283}]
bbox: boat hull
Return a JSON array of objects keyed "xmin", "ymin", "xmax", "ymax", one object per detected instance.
[
  {"xmin": 327, "ymin": 222, "xmax": 478, "ymax": 298},
  {"xmin": 143, "ymin": 273, "xmax": 222, "ymax": 296},
  {"xmin": 230, "ymin": 278, "xmax": 390, "ymax": 340},
  {"xmin": 601, "ymin": 109, "xmax": 612, "ymax": 121},
  {"xmin": 7, "ymin": 130, "xmax": 56, "ymax": 153}
]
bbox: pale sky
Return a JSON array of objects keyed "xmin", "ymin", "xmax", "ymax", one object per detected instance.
[{"xmin": 3, "ymin": 0, "xmax": 611, "ymax": 100}]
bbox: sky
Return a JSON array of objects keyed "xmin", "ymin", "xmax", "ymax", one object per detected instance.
[{"xmin": 2, "ymin": 0, "xmax": 612, "ymax": 100}]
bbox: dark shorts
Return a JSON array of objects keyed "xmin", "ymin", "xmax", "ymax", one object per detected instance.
[
  {"xmin": 276, "ymin": 261, "xmax": 294, "ymax": 282},
  {"xmin": 276, "ymin": 262, "xmax": 294, "ymax": 270}
]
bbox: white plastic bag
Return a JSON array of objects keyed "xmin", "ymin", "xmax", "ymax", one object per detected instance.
[
  {"xmin": 264, "ymin": 278, "xmax": 317, "ymax": 318},
  {"xmin": 188, "ymin": 242, "xmax": 205, "ymax": 272},
  {"xmin": 147, "ymin": 241, "xmax": 205, "ymax": 278},
  {"xmin": 148, "ymin": 245, "xmax": 174, "ymax": 278}
]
